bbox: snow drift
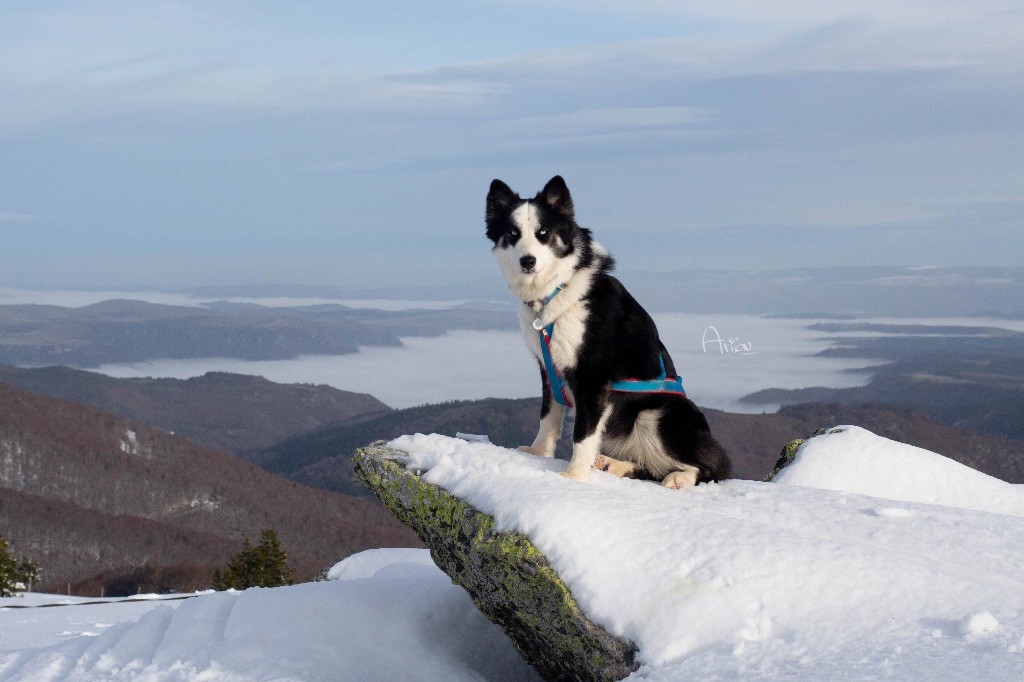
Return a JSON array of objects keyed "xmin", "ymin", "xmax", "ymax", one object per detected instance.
[
  {"xmin": 772, "ymin": 425, "xmax": 1024, "ymax": 516},
  {"xmin": 0, "ymin": 555, "xmax": 537, "ymax": 682}
]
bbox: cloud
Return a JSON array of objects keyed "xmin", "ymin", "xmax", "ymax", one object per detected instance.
[
  {"xmin": 1, "ymin": 2, "xmax": 1021, "ymax": 282},
  {"xmin": 2, "ymin": 1, "xmax": 1020, "ymax": 136},
  {"xmin": 89, "ymin": 315, "xmax": 884, "ymax": 410},
  {"xmin": 482, "ymin": 107, "xmax": 712, "ymax": 139},
  {"xmin": 508, "ymin": 0, "xmax": 1022, "ymax": 34},
  {"xmin": 0, "ymin": 212, "xmax": 35, "ymax": 222}
]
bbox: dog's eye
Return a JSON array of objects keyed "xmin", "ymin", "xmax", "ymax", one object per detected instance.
[
  {"xmin": 537, "ymin": 228, "xmax": 549, "ymax": 237},
  {"xmin": 508, "ymin": 228, "xmax": 519, "ymax": 238}
]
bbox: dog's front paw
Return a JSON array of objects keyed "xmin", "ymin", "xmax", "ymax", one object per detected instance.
[
  {"xmin": 517, "ymin": 445, "xmax": 553, "ymax": 458},
  {"xmin": 662, "ymin": 469, "xmax": 699, "ymax": 489}
]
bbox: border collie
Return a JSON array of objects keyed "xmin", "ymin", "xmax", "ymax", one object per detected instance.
[{"xmin": 485, "ymin": 176, "xmax": 731, "ymax": 487}]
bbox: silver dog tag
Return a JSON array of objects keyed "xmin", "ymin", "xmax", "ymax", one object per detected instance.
[{"xmin": 532, "ymin": 317, "xmax": 545, "ymax": 331}]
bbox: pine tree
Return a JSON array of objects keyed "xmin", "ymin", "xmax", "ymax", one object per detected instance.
[
  {"xmin": 0, "ymin": 537, "xmax": 41, "ymax": 597},
  {"xmin": 213, "ymin": 529, "xmax": 293, "ymax": 590}
]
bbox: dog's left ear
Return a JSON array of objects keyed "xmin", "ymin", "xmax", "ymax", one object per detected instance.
[{"xmin": 541, "ymin": 175, "xmax": 574, "ymax": 219}]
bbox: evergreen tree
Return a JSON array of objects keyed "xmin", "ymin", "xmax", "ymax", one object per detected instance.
[
  {"xmin": 0, "ymin": 537, "xmax": 41, "ymax": 597},
  {"xmin": 213, "ymin": 529, "xmax": 293, "ymax": 590}
]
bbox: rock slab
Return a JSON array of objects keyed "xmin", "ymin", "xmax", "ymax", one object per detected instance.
[{"xmin": 353, "ymin": 443, "xmax": 638, "ymax": 682}]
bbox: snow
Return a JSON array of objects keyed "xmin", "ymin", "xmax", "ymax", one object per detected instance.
[
  {"xmin": 455, "ymin": 432, "xmax": 491, "ymax": 444},
  {"xmin": 3, "ymin": 426, "xmax": 1023, "ymax": 680},
  {"xmin": 0, "ymin": 594, "xmax": 194, "ymax": 653},
  {"xmin": 960, "ymin": 612, "xmax": 1000, "ymax": 637},
  {"xmin": 773, "ymin": 425, "xmax": 1024, "ymax": 517},
  {"xmin": 0, "ymin": 556, "xmax": 537, "ymax": 682},
  {"xmin": 326, "ymin": 547, "xmax": 436, "ymax": 581},
  {"xmin": 386, "ymin": 431, "xmax": 1024, "ymax": 680},
  {"xmin": 118, "ymin": 430, "xmax": 140, "ymax": 456}
]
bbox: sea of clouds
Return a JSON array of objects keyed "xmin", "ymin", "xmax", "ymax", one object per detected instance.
[
  {"xmin": 8, "ymin": 288, "xmax": 1021, "ymax": 412},
  {"xmin": 93, "ymin": 313, "xmax": 883, "ymax": 411}
]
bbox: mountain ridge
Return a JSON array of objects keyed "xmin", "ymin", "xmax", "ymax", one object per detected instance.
[
  {"xmin": 256, "ymin": 397, "xmax": 1024, "ymax": 497},
  {"xmin": 0, "ymin": 365, "xmax": 390, "ymax": 454}
]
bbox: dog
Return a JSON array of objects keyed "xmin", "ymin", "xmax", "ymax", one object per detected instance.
[{"xmin": 485, "ymin": 175, "xmax": 731, "ymax": 487}]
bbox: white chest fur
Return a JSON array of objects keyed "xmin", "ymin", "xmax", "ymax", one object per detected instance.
[{"xmin": 518, "ymin": 271, "xmax": 593, "ymax": 374}]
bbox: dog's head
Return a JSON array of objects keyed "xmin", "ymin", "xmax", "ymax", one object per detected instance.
[{"xmin": 485, "ymin": 175, "xmax": 586, "ymax": 301}]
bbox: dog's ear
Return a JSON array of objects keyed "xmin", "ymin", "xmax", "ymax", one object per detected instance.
[
  {"xmin": 486, "ymin": 179, "xmax": 516, "ymax": 222},
  {"xmin": 540, "ymin": 175, "xmax": 574, "ymax": 219}
]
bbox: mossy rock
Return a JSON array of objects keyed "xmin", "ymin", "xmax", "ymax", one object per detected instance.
[
  {"xmin": 353, "ymin": 443, "xmax": 638, "ymax": 682},
  {"xmin": 764, "ymin": 427, "xmax": 847, "ymax": 482},
  {"xmin": 764, "ymin": 438, "xmax": 804, "ymax": 482}
]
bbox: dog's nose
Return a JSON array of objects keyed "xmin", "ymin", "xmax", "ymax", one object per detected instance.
[{"xmin": 520, "ymin": 255, "xmax": 536, "ymax": 270}]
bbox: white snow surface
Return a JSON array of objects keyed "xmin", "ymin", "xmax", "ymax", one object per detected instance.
[
  {"xmin": 0, "ymin": 594, "xmax": 189, "ymax": 652},
  {"xmin": 326, "ymin": 547, "xmax": 436, "ymax": 581},
  {"xmin": 4, "ymin": 428, "xmax": 1024, "ymax": 680},
  {"xmin": 0, "ymin": 555, "xmax": 537, "ymax": 682},
  {"xmin": 387, "ymin": 432, "xmax": 1024, "ymax": 680},
  {"xmin": 773, "ymin": 425, "xmax": 1024, "ymax": 517}
]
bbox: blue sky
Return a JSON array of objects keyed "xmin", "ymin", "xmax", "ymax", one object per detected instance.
[{"xmin": 1, "ymin": 1, "xmax": 1022, "ymax": 290}]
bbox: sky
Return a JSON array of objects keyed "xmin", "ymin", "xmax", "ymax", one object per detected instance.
[{"xmin": 1, "ymin": 1, "xmax": 1022, "ymax": 291}]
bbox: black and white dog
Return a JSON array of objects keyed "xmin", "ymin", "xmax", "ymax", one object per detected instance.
[{"xmin": 486, "ymin": 176, "xmax": 731, "ymax": 487}]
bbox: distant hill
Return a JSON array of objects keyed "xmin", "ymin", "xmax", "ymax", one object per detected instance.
[
  {"xmin": 0, "ymin": 299, "xmax": 514, "ymax": 367},
  {"xmin": 258, "ymin": 399, "xmax": 549, "ymax": 496},
  {"xmin": 0, "ymin": 382, "xmax": 419, "ymax": 595},
  {"xmin": 191, "ymin": 265, "xmax": 1024, "ymax": 317},
  {"xmin": 256, "ymin": 398, "xmax": 1024, "ymax": 497},
  {"xmin": 0, "ymin": 365, "xmax": 390, "ymax": 454},
  {"xmin": 741, "ymin": 321, "xmax": 1024, "ymax": 441}
]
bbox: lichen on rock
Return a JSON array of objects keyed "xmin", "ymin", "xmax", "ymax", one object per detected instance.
[
  {"xmin": 353, "ymin": 443, "xmax": 638, "ymax": 682},
  {"xmin": 765, "ymin": 438, "xmax": 804, "ymax": 482},
  {"xmin": 765, "ymin": 428, "xmax": 849, "ymax": 482}
]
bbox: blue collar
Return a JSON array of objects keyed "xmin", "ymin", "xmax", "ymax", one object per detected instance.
[
  {"xmin": 532, "ymin": 284, "xmax": 573, "ymax": 406},
  {"xmin": 528, "ymin": 283, "xmax": 565, "ymax": 331}
]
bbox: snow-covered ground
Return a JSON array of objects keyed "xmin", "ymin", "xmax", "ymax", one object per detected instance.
[
  {"xmin": 388, "ymin": 430, "xmax": 1024, "ymax": 680},
  {"xmin": 3, "ymin": 427, "xmax": 1023, "ymax": 680},
  {"xmin": 0, "ymin": 554, "xmax": 537, "ymax": 682}
]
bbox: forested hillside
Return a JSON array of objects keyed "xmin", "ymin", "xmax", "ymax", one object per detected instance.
[
  {"xmin": 0, "ymin": 365, "xmax": 390, "ymax": 453},
  {"xmin": 0, "ymin": 382, "xmax": 418, "ymax": 594}
]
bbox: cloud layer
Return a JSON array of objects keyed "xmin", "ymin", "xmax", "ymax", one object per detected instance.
[{"xmin": 2, "ymin": 2, "xmax": 1021, "ymax": 287}]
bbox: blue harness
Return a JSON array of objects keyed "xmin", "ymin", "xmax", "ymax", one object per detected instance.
[
  {"xmin": 609, "ymin": 354, "xmax": 687, "ymax": 397},
  {"xmin": 531, "ymin": 285, "xmax": 687, "ymax": 408}
]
